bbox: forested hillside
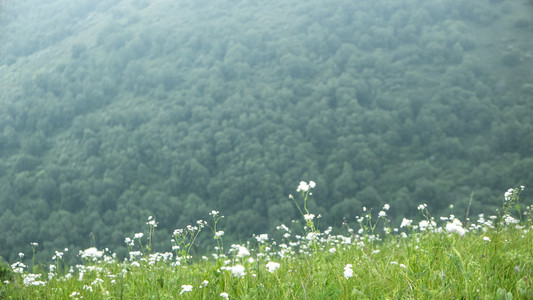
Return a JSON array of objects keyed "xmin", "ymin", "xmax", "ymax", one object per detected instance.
[{"xmin": 1, "ymin": 0, "xmax": 532, "ymax": 262}]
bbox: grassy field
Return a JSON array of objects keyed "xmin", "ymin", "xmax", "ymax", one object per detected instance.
[{"xmin": 1, "ymin": 183, "xmax": 532, "ymax": 299}]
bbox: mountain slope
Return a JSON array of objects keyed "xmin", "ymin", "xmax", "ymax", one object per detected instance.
[{"xmin": 0, "ymin": 0, "xmax": 532, "ymax": 262}]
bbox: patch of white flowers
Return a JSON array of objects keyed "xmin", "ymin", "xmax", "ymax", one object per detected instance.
[
  {"xmin": 180, "ymin": 285, "xmax": 193, "ymax": 295},
  {"xmin": 297, "ymin": 180, "xmax": 316, "ymax": 192},
  {"xmin": 265, "ymin": 261, "xmax": 280, "ymax": 273},
  {"xmin": 445, "ymin": 219, "xmax": 466, "ymax": 236},
  {"xmin": 220, "ymin": 264, "xmax": 246, "ymax": 277},
  {"xmin": 80, "ymin": 247, "xmax": 103, "ymax": 260},
  {"xmin": 344, "ymin": 264, "xmax": 353, "ymax": 279}
]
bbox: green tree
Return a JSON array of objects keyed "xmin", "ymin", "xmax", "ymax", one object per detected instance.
[
  {"xmin": 59, "ymin": 182, "xmax": 86, "ymax": 213},
  {"xmin": 332, "ymin": 162, "xmax": 357, "ymax": 201}
]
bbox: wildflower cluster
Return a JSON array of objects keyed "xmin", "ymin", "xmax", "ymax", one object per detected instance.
[
  {"xmin": 291, "ymin": 180, "xmax": 318, "ymax": 235},
  {"xmin": 171, "ymin": 219, "xmax": 207, "ymax": 262}
]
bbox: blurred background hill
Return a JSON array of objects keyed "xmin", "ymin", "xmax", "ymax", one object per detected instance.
[{"xmin": 0, "ymin": 0, "xmax": 532, "ymax": 262}]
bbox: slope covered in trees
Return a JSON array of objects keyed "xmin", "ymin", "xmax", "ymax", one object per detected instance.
[{"xmin": 0, "ymin": 0, "xmax": 532, "ymax": 262}]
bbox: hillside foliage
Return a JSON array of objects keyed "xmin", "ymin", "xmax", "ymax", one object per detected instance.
[{"xmin": 0, "ymin": 0, "xmax": 532, "ymax": 262}]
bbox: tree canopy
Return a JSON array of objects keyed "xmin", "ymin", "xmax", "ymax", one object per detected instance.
[{"xmin": 0, "ymin": 0, "xmax": 532, "ymax": 262}]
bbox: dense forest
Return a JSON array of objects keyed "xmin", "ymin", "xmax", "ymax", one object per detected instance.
[{"xmin": 0, "ymin": 0, "xmax": 532, "ymax": 262}]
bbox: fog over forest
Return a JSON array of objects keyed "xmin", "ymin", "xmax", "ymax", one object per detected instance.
[{"xmin": 0, "ymin": 0, "xmax": 532, "ymax": 262}]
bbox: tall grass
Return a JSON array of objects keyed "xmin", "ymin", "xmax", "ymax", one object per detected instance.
[{"xmin": 1, "ymin": 183, "xmax": 532, "ymax": 299}]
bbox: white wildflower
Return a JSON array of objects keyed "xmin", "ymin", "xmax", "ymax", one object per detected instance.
[
  {"xmin": 445, "ymin": 219, "xmax": 466, "ymax": 236},
  {"xmin": 230, "ymin": 265, "xmax": 246, "ymax": 277},
  {"xmin": 504, "ymin": 214, "xmax": 519, "ymax": 225},
  {"xmin": 52, "ymin": 251, "xmax": 64, "ymax": 260},
  {"xmin": 83, "ymin": 285, "xmax": 93, "ymax": 292},
  {"xmin": 130, "ymin": 261, "xmax": 140, "ymax": 267},
  {"xmin": 418, "ymin": 220, "xmax": 436, "ymax": 231},
  {"xmin": 400, "ymin": 218, "xmax": 413, "ymax": 228},
  {"xmin": 22, "ymin": 273, "xmax": 46, "ymax": 286},
  {"xmin": 236, "ymin": 246, "xmax": 250, "ymax": 258},
  {"xmin": 180, "ymin": 285, "xmax": 193, "ymax": 295},
  {"xmin": 80, "ymin": 247, "xmax": 103, "ymax": 260},
  {"xmin": 266, "ymin": 261, "xmax": 280, "ymax": 273},
  {"xmin": 276, "ymin": 224, "xmax": 290, "ymax": 232},
  {"xmin": 304, "ymin": 214, "xmax": 315, "ymax": 221},
  {"xmin": 504, "ymin": 188, "xmax": 514, "ymax": 201},
  {"xmin": 255, "ymin": 234, "xmax": 268, "ymax": 243},
  {"xmin": 341, "ymin": 236, "xmax": 352, "ymax": 244},
  {"xmin": 146, "ymin": 216, "xmax": 158, "ymax": 227},
  {"xmin": 306, "ymin": 232, "xmax": 318, "ymax": 241},
  {"xmin": 297, "ymin": 181, "xmax": 309, "ymax": 192},
  {"xmin": 125, "ymin": 237, "xmax": 134, "ymax": 247},
  {"xmin": 344, "ymin": 264, "xmax": 353, "ymax": 279}
]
